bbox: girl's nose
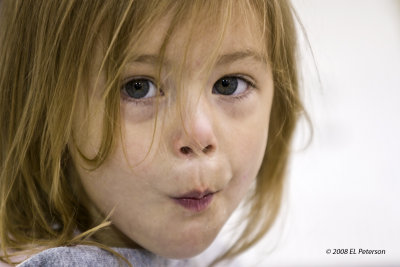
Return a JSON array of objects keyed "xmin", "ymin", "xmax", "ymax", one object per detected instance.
[{"xmin": 172, "ymin": 100, "xmax": 217, "ymax": 158}]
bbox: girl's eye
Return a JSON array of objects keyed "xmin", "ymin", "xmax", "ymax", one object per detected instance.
[
  {"xmin": 212, "ymin": 76, "xmax": 249, "ymax": 96},
  {"xmin": 122, "ymin": 78, "xmax": 157, "ymax": 99}
]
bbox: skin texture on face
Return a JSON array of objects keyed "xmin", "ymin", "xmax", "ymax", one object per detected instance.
[{"xmin": 71, "ymin": 11, "xmax": 274, "ymax": 259}]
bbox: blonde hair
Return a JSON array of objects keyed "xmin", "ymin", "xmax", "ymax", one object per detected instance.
[{"xmin": 0, "ymin": 0, "xmax": 304, "ymax": 265}]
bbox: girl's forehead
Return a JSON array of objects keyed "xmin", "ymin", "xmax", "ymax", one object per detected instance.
[{"xmin": 125, "ymin": 9, "xmax": 266, "ymax": 71}]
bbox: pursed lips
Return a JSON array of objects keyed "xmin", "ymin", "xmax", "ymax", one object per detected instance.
[{"xmin": 173, "ymin": 189, "xmax": 215, "ymax": 199}]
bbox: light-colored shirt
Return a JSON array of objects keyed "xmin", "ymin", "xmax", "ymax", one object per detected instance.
[{"xmin": 16, "ymin": 245, "xmax": 190, "ymax": 267}]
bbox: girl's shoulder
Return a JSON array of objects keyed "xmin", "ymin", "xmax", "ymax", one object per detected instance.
[{"xmin": 16, "ymin": 245, "xmax": 190, "ymax": 267}]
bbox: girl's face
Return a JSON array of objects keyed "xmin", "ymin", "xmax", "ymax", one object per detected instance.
[{"xmin": 72, "ymin": 12, "xmax": 273, "ymax": 258}]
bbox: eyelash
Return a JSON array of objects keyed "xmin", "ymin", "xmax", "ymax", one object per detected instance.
[{"xmin": 120, "ymin": 75, "xmax": 257, "ymax": 105}]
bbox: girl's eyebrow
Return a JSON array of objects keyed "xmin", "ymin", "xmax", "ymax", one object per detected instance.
[
  {"xmin": 128, "ymin": 49, "xmax": 268, "ymax": 67},
  {"xmin": 216, "ymin": 50, "xmax": 268, "ymax": 66}
]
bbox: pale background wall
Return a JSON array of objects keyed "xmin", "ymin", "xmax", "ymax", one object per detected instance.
[{"xmin": 193, "ymin": 0, "xmax": 400, "ymax": 266}]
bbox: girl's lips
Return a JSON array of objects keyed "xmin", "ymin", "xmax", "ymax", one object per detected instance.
[
  {"xmin": 172, "ymin": 192, "xmax": 215, "ymax": 212},
  {"xmin": 175, "ymin": 189, "xmax": 214, "ymax": 199}
]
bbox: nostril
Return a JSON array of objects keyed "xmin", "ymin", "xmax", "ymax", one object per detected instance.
[
  {"xmin": 180, "ymin": 146, "xmax": 193, "ymax": 155},
  {"xmin": 179, "ymin": 145, "xmax": 214, "ymax": 155},
  {"xmin": 202, "ymin": 145, "xmax": 213, "ymax": 153}
]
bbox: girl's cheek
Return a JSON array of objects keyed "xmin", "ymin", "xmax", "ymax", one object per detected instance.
[
  {"xmin": 112, "ymin": 135, "xmax": 153, "ymax": 168},
  {"xmin": 230, "ymin": 112, "xmax": 269, "ymax": 178},
  {"xmin": 216, "ymin": 93, "xmax": 259, "ymax": 120},
  {"xmin": 114, "ymin": 119, "xmax": 161, "ymax": 169},
  {"xmin": 121, "ymin": 98, "xmax": 165, "ymax": 124}
]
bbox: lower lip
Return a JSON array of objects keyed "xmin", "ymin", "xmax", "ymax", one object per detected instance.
[{"xmin": 173, "ymin": 193, "xmax": 214, "ymax": 212}]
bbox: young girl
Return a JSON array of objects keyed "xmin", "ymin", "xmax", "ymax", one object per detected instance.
[{"xmin": 0, "ymin": 0, "xmax": 304, "ymax": 266}]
